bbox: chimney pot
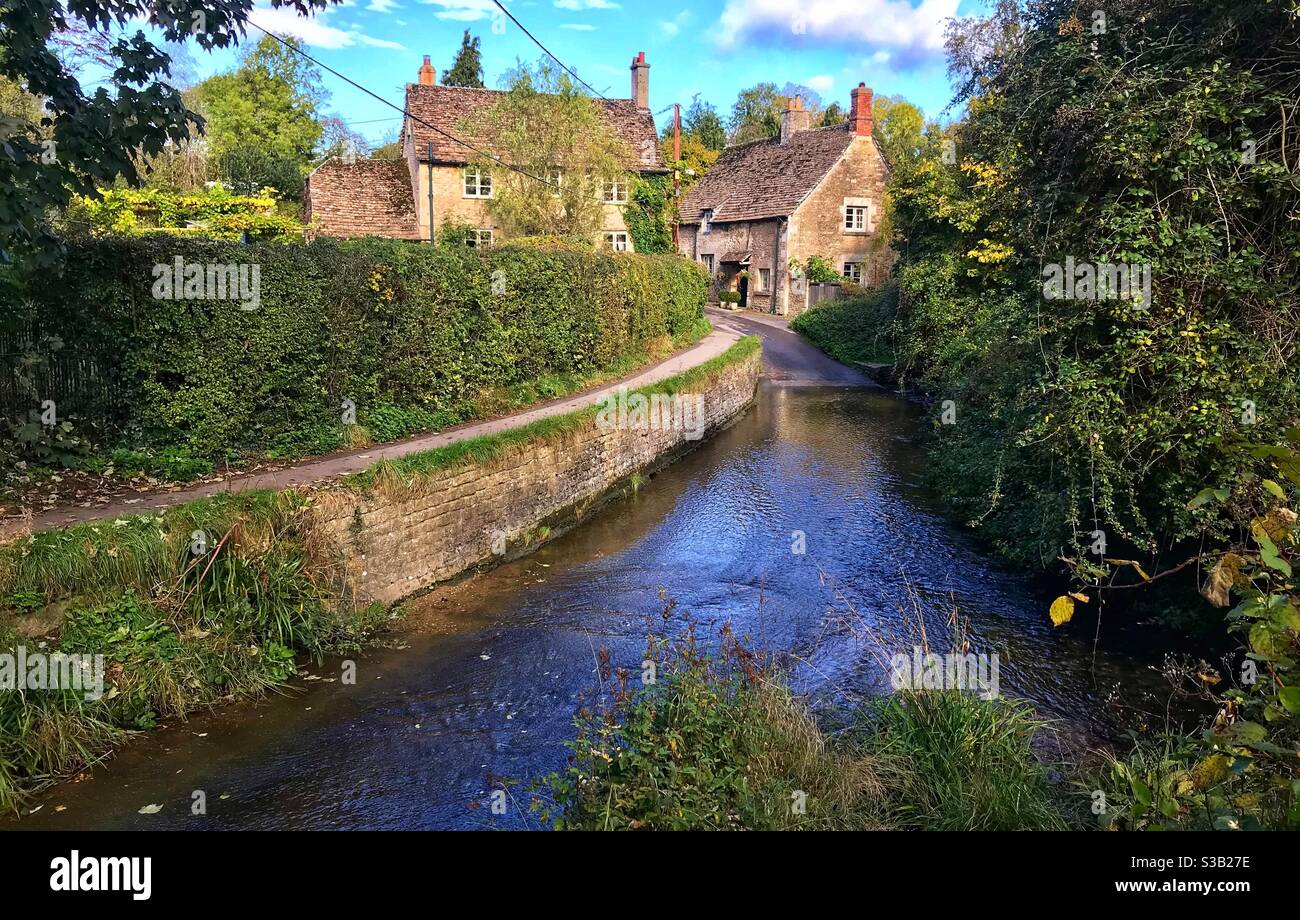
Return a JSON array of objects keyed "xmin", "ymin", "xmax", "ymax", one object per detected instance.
[{"xmin": 418, "ymin": 55, "xmax": 436, "ymax": 86}]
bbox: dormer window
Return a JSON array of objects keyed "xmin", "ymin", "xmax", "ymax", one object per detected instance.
[{"xmin": 702, "ymin": 209, "xmax": 714, "ymax": 234}]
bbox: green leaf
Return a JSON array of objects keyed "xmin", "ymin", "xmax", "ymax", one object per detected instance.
[
  {"xmin": 1261, "ymin": 479, "xmax": 1286, "ymax": 499},
  {"xmin": 1278, "ymin": 686, "xmax": 1300, "ymax": 714}
]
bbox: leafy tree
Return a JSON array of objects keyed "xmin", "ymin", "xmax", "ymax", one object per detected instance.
[
  {"xmin": 463, "ymin": 59, "xmax": 631, "ymax": 239},
  {"xmin": 728, "ymin": 82, "xmax": 824, "ymax": 145},
  {"xmin": 818, "ymin": 102, "xmax": 846, "ymax": 128},
  {"xmin": 443, "ymin": 29, "xmax": 484, "ymax": 88},
  {"xmin": 684, "ymin": 95, "xmax": 725, "ymax": 151},
  {"xmin": 659, "ymin": 133, "xmax": 718, "ymax": 195},
  {"xmin": 0, "ymin": 0, "xmax": 337, "ymax": 262},
  {"xmin": 195, "ymin": 34, "xmax": 326, "ymax": 175},
  {"xmin": 872, "ymin": 95, "xmax": 926, "ymax": 166}
]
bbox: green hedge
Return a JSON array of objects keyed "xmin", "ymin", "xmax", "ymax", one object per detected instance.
[
  {"xmin": 2, "ymin": 237, "xmax": 708, "ymax": 463},
  {"xmin": 790, "ymin": 282, "xmax": 898, "ymax": 367}
]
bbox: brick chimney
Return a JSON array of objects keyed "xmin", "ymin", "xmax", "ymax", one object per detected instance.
[
  {"xmin": 418, "ymin": 55, "xmax": 436, "ymax": 86},
  {"xmin": 781, "ymin": 96, "xmax": 812, "ymax": 144},
  {"xmin": 630, "ymin": 51, "xmax": 649, "ymax": 110},
  {"xmin": 850, "ymin": 83, "xmax": 873, "ymax": 136}
]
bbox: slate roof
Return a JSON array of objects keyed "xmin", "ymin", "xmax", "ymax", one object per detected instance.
[
  {"xmin": 403, "ymin": 83, "xmax": 665, "ymax": 171},
  {"xmin": 304, "ymin": 159, "xmax": 421, "ymax": 240},
  {"xmin": 679, "ymin": 125, "xmax": 864, "ymax": 224}
]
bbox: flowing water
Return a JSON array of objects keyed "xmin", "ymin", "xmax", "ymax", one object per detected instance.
[{"xmin": 9, "ymin": 379, "xmax": 1170, "ymax": 831}]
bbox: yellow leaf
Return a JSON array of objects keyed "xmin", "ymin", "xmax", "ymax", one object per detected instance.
[
  {"xmin": 1069, "ymin": 591, "xmax": 1090, "ymax": 603},
  {"xmin": 1050, "ymin": 595, "xmax": 1075, "ymax": 627}
]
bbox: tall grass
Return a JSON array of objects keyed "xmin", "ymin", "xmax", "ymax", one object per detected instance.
[
  {"xmin": 536, "ymin": 607, "xmax": 1070, "ymax": 831},
  {"xmin": 860, "ymin": 691, "xmax": 1070, "ymax": 830}
]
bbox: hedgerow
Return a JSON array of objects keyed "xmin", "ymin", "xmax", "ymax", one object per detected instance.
[{"xmin": 1, "ymin": 237, "xmax": 708, "ymax": 468}]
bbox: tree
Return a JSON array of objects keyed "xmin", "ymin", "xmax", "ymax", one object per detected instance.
[
  {"xmin": 728, "ymin": 82, "xmax": 781, "ymax": 144},
  {"xmin": 818, "ymin": 102, "xmax": 846, "ymax": 128},
  {"xmin": 195, "ymin": 34, "xmax": 326, "ymax": 173},
  {"xmin": 0, "ymin": 0, "xmax": 338, "ymax": 262},
  {"xmin": 872, "ymin": 95, "xmax": 925, "ymax": 166},
  {"xmin": 443, "ymin": 30, "xmax": 484, "ymax": 88},
  {"xmin": 729, "ymin": 82, "xmax": 824, "ymax": 145},
  {"xmin": 463, "ymin": 59, "xmax": 631, "ymax": 239},
  {"xmin": 684, "ymin": 95, "xmax": 725, "ymax": 151}
]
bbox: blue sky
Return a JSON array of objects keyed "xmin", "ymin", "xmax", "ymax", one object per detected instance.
[{"xmin": 173, "ymin": 0, "xmax": 990, "ymax": 145}]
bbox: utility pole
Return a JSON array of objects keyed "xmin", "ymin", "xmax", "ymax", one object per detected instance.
[{"xmin": 671, "ymin": 102, "xmax": 681, "ymax": 249}]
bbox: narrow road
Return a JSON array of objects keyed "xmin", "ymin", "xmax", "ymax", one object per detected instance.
[
  {"xmin": 2, "ymin": 324, "xmax": 746, "ymax": 538},
  {"xmin": 707, "ymin": 308, "xmax": 870, "ymax": 387}
]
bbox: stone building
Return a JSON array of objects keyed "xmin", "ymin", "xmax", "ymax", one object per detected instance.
[
  {"xmin": 677, "ymin": 84, "xmax": 892, "ymax": 315},
  {"xmin": 305, "ymin": 53, "xmax": 664, "ymax": 249}
]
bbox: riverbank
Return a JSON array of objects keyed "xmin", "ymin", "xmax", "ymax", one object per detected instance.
[{"xmin": 0, "ymin": 336, "xmax": 762, "ymax": 812}]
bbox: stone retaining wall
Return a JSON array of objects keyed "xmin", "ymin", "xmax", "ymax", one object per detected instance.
[{"xmin": 310, "ymin": 349, "xmax": 761, "ymax": 605}]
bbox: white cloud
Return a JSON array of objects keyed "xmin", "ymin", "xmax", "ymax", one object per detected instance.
[
  {"xmin": 249, "ymin": 3, "xmax": 407, "ymax": 50},
  {"xmin": 871, "ymin": 50, "xmax": 891, "ymax": 64},
  {"xmin": 420, "ymin": 0, "xmax": 496, "ymax": 21},
  {"xmin": 714, "ymin": 0, "xmax": 959, "ymax": 68},
  {"xmin": 366, "ymin": 0, "xmax": 401, "ymax": 11},
  {"xmin": 560, "ymin": 23, "xmax": 597, "ymax": 30},
  {"xmin": 554, "ymin": 0, "xmax": 620, "ymax": 9},
  {"xmin": 806, "ymin": 74, "xmax": 834, "ymax": 93},
  {"xmin": 659, "ymin": 9, "xmax": 690, "ymax": 38}
]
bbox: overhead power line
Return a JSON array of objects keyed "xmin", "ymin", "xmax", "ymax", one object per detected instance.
[{"xmin": 489, "ymin": 0, "xmax": 607, "ymax": 100}]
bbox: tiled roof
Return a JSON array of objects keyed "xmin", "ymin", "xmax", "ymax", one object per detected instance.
[
  {"xmin": 304, "ymin": 159, "xmax": 422, "ymax": 240},
  {"xmin": 403, "ymin": 83, "xmax": 664, "ymax": 171},
  {"xmin": 679, "ymin": 125, "xmax": 860, "ymax": 224}
]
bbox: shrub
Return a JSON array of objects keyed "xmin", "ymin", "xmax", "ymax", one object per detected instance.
[
  {"xmin": 1, "ymin": 237, "xmax": 709, "ymax": 466},
  {"xmin": 791, "ymin": 281, "xmax": 898, "ymax": 366},
  {"xmin": 718, "ymin": 290, "xmax": 740, "ymax": 305},
  {"xmin": 535, "ymin": 605, "xmax": 1069, "ymax": 831}
]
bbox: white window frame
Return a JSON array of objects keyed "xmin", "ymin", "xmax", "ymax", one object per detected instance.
[
  {"xmin": 601, "ymin": 179, "xmax": 629, "ymax": 204},
  {"xmin": 843, "ymin": 197, "xmax": 873, "ymax": 234},
  {"xmin": 757, "ymin": 268, "xmax": 771, "ymax": 292},
  {"xmin": 842, "ymin": 261, "xmax": 863, "ymax": 284},
  {"xmin": 466, "ymin": 228, "xmax": 494, "ymax": 248},
  {"xmin": 702, "ymin": 254, "xmax": 714, "ymax": 276},
  {"xmin": 464, "ymin": 167, "xmax": 493, "ymax": 199},
  {"xmin": 604, "ymin": 231, "xmax": 630, "ymax": 252},
  {"xmin": 701, "ymin": 209, "xmax": 714, "ymax": 234}
]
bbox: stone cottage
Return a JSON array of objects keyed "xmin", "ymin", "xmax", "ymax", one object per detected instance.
[
  {"xmin": 677, "ymin": 84, "xmax": 892, "ymax": 315},
  {"xmin": 304, "ymin": 53, "xmax": 665, "ymax": 250}
]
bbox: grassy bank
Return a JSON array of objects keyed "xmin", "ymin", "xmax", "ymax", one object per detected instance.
[
  {"xmin": 0, "ymin": 336, "xmax": 761, "ymax": 813},
  {"xmin": 534, "ymin": 622, "xmax": 1071, "ymax": 831}
]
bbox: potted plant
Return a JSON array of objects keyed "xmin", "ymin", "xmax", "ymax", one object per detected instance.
[{"xmin": 718, "ymin": 290, "xmax": 742, "ymax": 310}]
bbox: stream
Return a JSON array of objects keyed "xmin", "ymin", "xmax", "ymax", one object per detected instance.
[{"xmin": 9, "ymin": 351, "xmax": 1172, "ymax": 830}]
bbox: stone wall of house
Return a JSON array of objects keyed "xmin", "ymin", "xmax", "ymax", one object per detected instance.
[
  {"xmin": 410, "ymin": 163, "xmax": 635, "ymax": 247},
  {"xmin": 309, "ymin": 349, "xmax": 761, "ymax": 606},
  {"xmin": 681, "ymin": 217, "xmax": 783, "ymax": 312},
  {"xmin": 787, "ymin": 134, "xmax": 894, "ymax": 306}
]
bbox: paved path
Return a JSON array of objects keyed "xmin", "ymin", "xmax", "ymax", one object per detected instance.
[
  {"xmin": 2, "ymin": 323, "xmax": 746, "ymax": 538},
  {"xmin": 707, "ymin": 307, "xmax": 870, "ymax": 387}
]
